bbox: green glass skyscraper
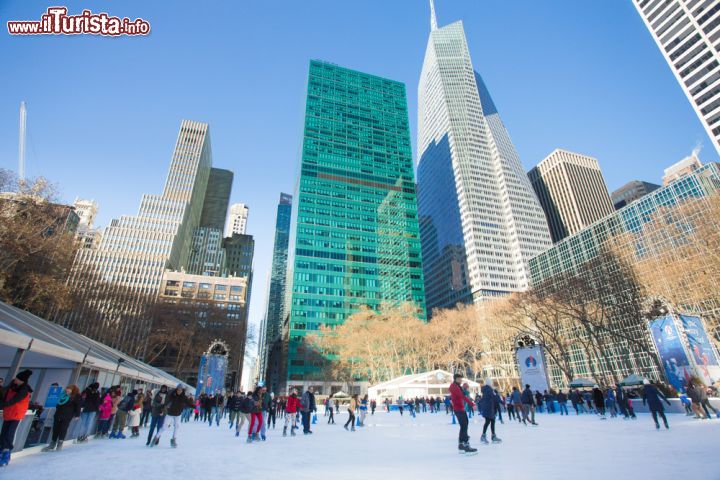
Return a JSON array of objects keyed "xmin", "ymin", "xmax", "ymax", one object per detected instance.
[{"xmin": 286, "ymin": 60, "xmax": 426, "ymax": 383}]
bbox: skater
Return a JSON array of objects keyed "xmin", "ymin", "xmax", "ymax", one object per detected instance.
[
  {"xmin": 146, "ymin": 386, "xmax": 167, "ymax": 446},
  {"xmin": 592, "ymin": 386, "xmax": 606, "ymax": 419},
  {"xmin": 141, "ymin": 389, "xmax": 152, "ymax": 427},
  {"xmin": 606, "ymin": 388, "xmax": 617, "ymax": 418},
  {"xmin": 642, "ymin": 380, "xmax": 671, "ymax": 429},
  {"xmin": 155, "ymin": 384, "xmax": 190, "ymax": 447},
  {"xmin": 96, "ymin": 393, "xmax": 113, "ymax": 438},
  {"xmin": 687, "ymin": 383, "xmax": 708, "ymax": 419},
  {"xmin": 75, "ymin": 382, "xmax": 101, "ymax": 443},
  {"xmin": 450, "ymin": 373, "xmax": 477, "ymax": 454},
  {"xmin": 236, "ymin": 391, "xmax": 252, "ymax": 437},
  {"xmin": 615, "ymin": 384, "xmax": 629, "ymax": 418},
  {"xmin": 494, "ymin": 389, "xmax": 505, "ymax": 424},
  {"xmin": 479, "ymin": 378, "xmax": 501, "ymax": 445},
  {"xmin": 248, "ymin": 385, "xmax": 265, "ymax": 442},
  {"xmin": 268, "ymin": 394, "xmax": 278, "ymax": 429},
  {"xmin": 344, "ymin": 394, "xmax": 357, "ymax": 432},
  {"xmin": 327, "ymin": 397, "xmax": 335, "ymax": 424},
  {"xmin": 127, "ymin": 393, "xmax": 143, "ymax": 438},
  {"xmin": 521, "ymin": 384, "xmax": 537, "ymax": 425},
  {"xmin": 371, "ymin": 399, "xmax": 376, "ymax": 415},
  {"xmin": 42, "ymin": 384, "xmax": 81, "ymax": 452},
  {"xmin": 557, "ymin": 390, "xmax": 569, "ymax": 415},
  {"xmin": 301, "ymin": 386, "xmax": 316, "ymax": 434},
  {"xmin": 511, "ymin": 386, "xmax": 524, "ymax": 424},
  {"xmin": 110, "ymin": 388, "xmax": 135, "ymax": 439},
  {"xmin": 283, "ymin": 389, "xmax": 301, "ymax": 436},
  {"xmin": 694, "ymin": 382, "xmax": 718, "ymax": 419},
  {"xmin": 227, "ymin": 391, "xmax": 242, "ymax": 429},
  {"xmin": 0, "ymin": 369, "xmax": 33, "ymax": 466}
]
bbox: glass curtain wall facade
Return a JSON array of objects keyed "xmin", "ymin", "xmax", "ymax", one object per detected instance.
[
  {"xmin": 529, "ymin": 163, "xmax": 720, "ymax": 387},
  {"xmin": 286, "ymin": 60, "xmax": 426, "ymax": 382},
  {"xmin": 258, "ymin": 193, "xmax": 293, "ymax": 386},
  {"xmin": 417, "ymin": 14, "xmax": 552, "ymax": 315}
]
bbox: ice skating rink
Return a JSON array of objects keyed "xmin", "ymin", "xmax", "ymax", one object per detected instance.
[{"xmin": 12, "ymin": 411, "xmax": 720, "ymax": 479}]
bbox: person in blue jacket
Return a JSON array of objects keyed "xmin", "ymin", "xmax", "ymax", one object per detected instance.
[
  {"xmin": 479, "ymin": 378, "xmax": 502, "ymax": 444},
  {"xmin": 642, "ymin": 379, "xmax": 671, "ymax": 430}
]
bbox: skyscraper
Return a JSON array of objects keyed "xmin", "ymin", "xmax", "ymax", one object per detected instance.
[
  {"xmin": 67, "ymin": 120, "xmax": 212, "ymax": 355},
  {"xmin": 258, "ymin": 193, "xmax": 292, "ymax": 390},
  {"xmin": 286, "ymin": 60, "xmax": 426, "ymax": 385},
  {"xmin": 633, "ymin": 0, "xmax": 720, "ymax": 156},
  {"xmin": 417, "ymin": 2, "xmax": 552, "ymax": 313},
  {"xmin": 226, "ymin": 203, "xmax": 249, "ymax": 235},
  {"xmin": 528, "ymin": 149, "xmax": 614, "ymax": 243},
  {"xmin": 662, "ymin": 152, "xmax": 704, "ymax": 185},
  {"xmin": 611, "ymin": 180, "xmax": 660, "ymax": 209}
]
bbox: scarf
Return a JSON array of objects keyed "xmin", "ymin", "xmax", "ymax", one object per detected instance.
[{"xmin": 57, "ymin": 391, "xmax": 70, "ymax": 406}]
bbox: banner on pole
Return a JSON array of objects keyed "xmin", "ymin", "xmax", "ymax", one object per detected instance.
[
  {"xmin": 516, "ymin": 346, "xmax": 550, "ymax": 393},
  {"xmin": 197, "ymin": 354, "xmax": 228, "ymax": 395},
  {"xmin": 648, "ymin": 315, "xmax": 693, "ymax": 392},
  {"xmin": 679, "ymin": 314, "xmax": 720, "ymax": 385}
]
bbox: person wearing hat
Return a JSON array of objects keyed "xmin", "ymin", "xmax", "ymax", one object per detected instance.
[
  {"xmin": 0, "ymin": 369, "xmax": 34, "ymax": 466},
  {"xmin": 449, "ymin": 373, "xmax": 477, "ymax": 454},
  {"xmin": 155, "ymin": 384, "xmax": 191, "ymax": 448}
]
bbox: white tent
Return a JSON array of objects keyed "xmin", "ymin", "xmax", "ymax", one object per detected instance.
[{"xmin": 367, "ymin": 370, "xmax": 480, "ymax": 400}]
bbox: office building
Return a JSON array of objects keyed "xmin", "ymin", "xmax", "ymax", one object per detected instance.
[
  {"xmin": 258, "ymin": 193, "xmax": 292, "ymax": 391},
  {"xmin": 285, "ymin": 60, "xmax": 426, "ymax": 386},
  {"xmin": 662, "ymin": 152, "xmax": 703, "ymax": 185},
  {"xmin": 611, "ymin": 180, "xmax": 661, "ymax": 209},
  {"xmin": 227, "ymin": 203, "xmax": 249, "ymax": 236},
  {"xmin": 529, "ymin": 162, "xmax": 720, "ymax": 387},
  {"xmin": 528, "ymin": 149, "xmax": 614, "ymax": 243},
  {"xmin": 633, "ymin": 0, "xmax": 720, "ymax": 156},
  {"xmin": 417, "ymin": 2, "xmax": 552, "ymax": 313}
]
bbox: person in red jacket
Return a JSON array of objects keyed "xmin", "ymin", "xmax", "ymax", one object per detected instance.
[
  {"xmin": 283, "ymin": 389, "xmax": 301, "ymax": 437},
  {"xmin": 0, "ymin": 369, "xmax": 33, "ymax": 467},
  {"xmin": 449, "ymin": 373, "xmax": 477, "ymax": 454}
]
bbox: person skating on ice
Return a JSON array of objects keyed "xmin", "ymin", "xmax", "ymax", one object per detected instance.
[
  {"xmin": 283, "ymin": 388, "xmax": 301, "ymax": 436},
  {"xmin": 642, "ymin": 379, "xmax": 671, "ymax": 430},
  {"xmin": 479, "ymin": 378, "xmax": 502, "ymax": 445},
  {"xmin": 450, "ymin": 373, "xmax": 477, "ymax": 454}
]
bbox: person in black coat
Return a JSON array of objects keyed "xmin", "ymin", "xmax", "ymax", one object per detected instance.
[
  {"xmin": 642, "ymin": 380, "xmax": 671, "ymax": 429},
  {"xmin": 43, "ymin": 385, "xmax": 82, "ymax": 452},
  {"xmin": 479, "ymin": 379, "xmax": 501, "ymax": 444},
  {"xmin": 592, "ymin": 386, "xmax": 606, "ymax": 418},
  {"xmin": 76, "ymin": 382, "xmax": 101, "ymax": 443}
]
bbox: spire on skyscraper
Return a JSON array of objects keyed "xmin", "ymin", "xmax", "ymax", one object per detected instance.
[{"xmin": 429, "ymin": 0, "xmax": 438, "ymax": 31}]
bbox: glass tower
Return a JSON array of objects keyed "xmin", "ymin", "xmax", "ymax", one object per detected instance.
[
  {"xmin": 286, "ymin": 60, "xmax": 426, "ymax": 382},
  {"xmin": 258, "ymin": 193, "xmax": 293, "ymax": 386},
  {"xmin": 417, "ymin": 3, "xmax": 552, "ymax": 314}
]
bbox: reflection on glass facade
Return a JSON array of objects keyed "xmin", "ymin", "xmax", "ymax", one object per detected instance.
[
  {"xmin": 417, "ymin": 19, "xmax": 552, "ymax": 315},
  {"xmin": 529, "ymin": 163, "xmax": 720, "ymax": 285},
  {"xmin": 287, "ymin": 60, "xmax": 426, "ymax": 381},
  {"xmin": 258, "ymin": 193, "xmax": 293, "ymax": 384}
]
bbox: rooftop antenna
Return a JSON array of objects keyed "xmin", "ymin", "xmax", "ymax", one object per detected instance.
[
  {"xmin": 429, "ymin": 0, "xmax": 438, "ymax": 31},
  {"xmin": 18, "ymin": 101, "xmax": 26, "ymax": 184}
]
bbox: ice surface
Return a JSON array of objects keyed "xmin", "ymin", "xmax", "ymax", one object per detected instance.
[{"xmin": 11, "ymin": 411, "xmax": 720, "ymax": 479}]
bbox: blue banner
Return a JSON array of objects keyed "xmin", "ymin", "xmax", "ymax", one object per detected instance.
[
  {"xmin": 197, "ymin": 354, "xmax": 228, "ymax": 395},
  {"xmin": 649, "ymin": 315, "xmax": 693, "ymax": 393},
  {"xmin": 679, "ymin": 314, "xmax": 720, "ymax": 385}
]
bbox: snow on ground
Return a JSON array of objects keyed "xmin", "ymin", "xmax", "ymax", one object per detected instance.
[{"xmin": 11, "ymin": 411, "xmax": 720, "ymax": 480}]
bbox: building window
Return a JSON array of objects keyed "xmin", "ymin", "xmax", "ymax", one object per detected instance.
[
  {"xmin": 166, "ymin": 280, "xmax": 180, "ymax": 287},
  {"xmin": 216, "ymin": 284, "xmax": 227, "ymax": 291},
  {"xmin": 182, "ymin": 281, "xmax": 195, "ymax": 288},
  {"xmin": 199, "ymin": 283, "xmax": 211, "ymax": 289},
  {"xmin": 230, "ymin": 286, "xmax": 243, "ymax": 294}
]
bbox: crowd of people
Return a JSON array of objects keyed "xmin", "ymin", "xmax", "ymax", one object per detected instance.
[{"xmin": 1, "ymin": 368, "xmax": 718, "ymax": 466}]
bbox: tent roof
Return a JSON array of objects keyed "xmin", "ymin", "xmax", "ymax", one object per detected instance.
[
  {"xmin": 569, "ymin": 378, "xmax": 596, "ymax": 388},
  {"xmin": 369, "ymin": 370, "xmax": 480, "ymax": 391},
  {"xmin": 0, "ymin": 301, "xmax": 193, "ymax": 393},
  {"xmin": 620, "ymin": 374, "xmax": 647, "ymax": 386}
]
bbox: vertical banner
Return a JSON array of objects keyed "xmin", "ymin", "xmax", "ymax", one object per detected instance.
[
  {"xmin": 197, "ymin": 354, "xmax": 228, "ymax": 395},
  {"xmin": 648, "ymin": 315, "xmax": 693, "ymax": 392},
  {"xmin": 516, "ymin": 346, "xmax": 550, "ymax": 393},
  {"xmin": 679, "ymin": 315, "xmax": 720, "ymax": 385}
]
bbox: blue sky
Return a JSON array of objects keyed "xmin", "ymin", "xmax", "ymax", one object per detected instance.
[{"xmin": 1, "ymin": 0, "xmax": 718, "ymax": 352}]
